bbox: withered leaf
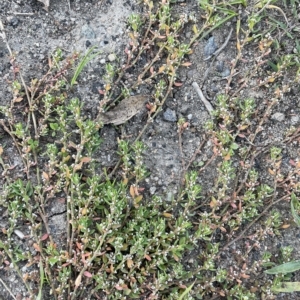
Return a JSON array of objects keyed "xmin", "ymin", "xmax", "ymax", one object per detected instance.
[{"xmin": 98, "ymin": 95, "xmax": 149, "ymax": 125}]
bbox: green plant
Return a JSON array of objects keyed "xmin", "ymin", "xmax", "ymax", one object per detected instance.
[
  {"xmin": 0, "ymin": 0, "xmax": 300, "ymax": 299},
  {"xmin": 263, "ymin": 194, "xmax": 300, "ymax": 293},
  {"xmin": 71, "ymin": 46, "xmax": 102, "ymax": 86}
]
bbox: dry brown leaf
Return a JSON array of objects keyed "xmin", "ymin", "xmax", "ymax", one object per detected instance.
[
  {"xmin": 129, "ymin": 185, "xmax": 135, "ymax": 198},
  {"xmin": 14, "ymin": 97, "xmax": 23, "ymax": 103},
  {"xmin": 98, "ymin": 95, "xmax": 149, "ymax": 125},
  {"xmin": 42, "ymin": 171, "xmax": 49, "ymax": 180},
  {"xmin": 210, "ymin": 196, "xmax": 218, "ymax": 209},
  {"xmin": 162, "ymin": 212, "xmax": 173, "ymax": 218},
  {"xmin": 268, "ymin": 168, "xmax": 275, "ymax": 175},
  {"xmin": 144, "ymin": 254, "xmax": 151, "ymax": 261},
  {"xmin": 173, "ymin": 82, "xmax": 183, "ymax": 86},
  {"xmin": 33, "ymin": 243, "xmax": 41, "ymax": 252},
  {"xmin": 127, "ymin": 258, "xmax": 133, "ymax": 268},
  {"xmin": 81, "ymin": 157, "xmax": 91, "ymax": 163},
  {"xmin": 181, "ymin": 62, "xmax": 192, "ymax": 67},
  {"xmin": 224, "ymin": 153, "xmax": 231, "ymax": 161},
  {"xmin": 83, "ymin": 271, "xmax": 93, "ymax": 278},
  {"xmin": 75, "ymin": 274, "xmax": 82, "ymax": 288},
  {"xmin": 40, "ymin": 233, "xmax": 49, "ymax": 241}
]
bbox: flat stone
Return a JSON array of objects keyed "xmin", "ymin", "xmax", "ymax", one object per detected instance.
[
  {"xmin": 150, "ymin": 186, "xmax": 156, "ymax": 195},
  {"xmin": 81, "ymin": 24, "xmax": 96, "ymax": 39},
  {"xmin": 271, "ymin": 112, "xmax": 285, "ymax": 122},
  {"xmin": 204, "ymin": 36, "xmax": 217, "ymax": 58},
  {"xmin": 291, "ymin": 115, "xmax": 299, "ymax": 125},
  {"xmin": 163, "ymin": 108, "xmax": 177, "ymax": 122}
]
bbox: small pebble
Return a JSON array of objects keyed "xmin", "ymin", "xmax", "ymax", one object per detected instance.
[
  {"xmin": 100, "ymin": 58, "xmax": 106, "ymax": 64},
  {"xmin": 204, "ymin": 36, "xmax": 217, "ymax": 58},
  {"xmin": 215, "ymin": 60, "xmax": 224, "ymax": 72},
  {"xmin": 271, "ymin": 112, "xmax": 285, "ymax": 122},
  {"xmin": 163, "ymin": 108, "xmax": 177, "ymax": 122},
  {"xmin": 81, "ymin": 24, "xmax": 96, "ymax": 39},
  {"xmin": 186, "ymin": 69, "xmax": 197, "ymax": 79},
  {"xmin": 150, "ymin": 186, "xmax": 156, "ymax": 195},
  {"xmin": 291, "ymin": 115, "xmax": 299, "ymax": 125},
  {"xmin": 14, "ymin": 229, "xmax": 25, "ymax": 239},
  {"xmin": 187, "ymin": 114, "xmax": 193, "ymax": 120},
  {"xmin": 85, "ymin": 40, "xmax": 92, "ymax": 48},
  {"xmin": 21, "ymin": 265, "xmax": 28, "ymax": 272},
  {"xmin": 10, "ymin": 16, "xmax": 20, "ymax": 28},
  {"xmin": 108, "ymin": 53, "xmax": 116, "ymax": 62},
  {"xmin": 221, "ymin": 68, "xmax": 230, "ymax": 77}
]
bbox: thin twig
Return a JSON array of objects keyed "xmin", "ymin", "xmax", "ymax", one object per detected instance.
[
  {"xmin": 0, "ymin": 277, "xmax": 17, "ymax": 300},
  {"xmin": 192, "ymin": 81, "xmax": 214, "ymax": 115},
  {"xmin": 178, "ymin": 128, "xmax": 186, "ymax": 172},
  {"xmin": 12, "ymin": 12, "xmax": 35, "ymax": 16},
  {"xmin": 198, "ymin": 153, "xmax": 217, "ymax": 174},
  {"xmin": 203, "ymin": 28, "xmax": 233, "ymax": 61},
  {"xmin": 213, "ymin": 28, "xmax": 233, "ymax": 57}
]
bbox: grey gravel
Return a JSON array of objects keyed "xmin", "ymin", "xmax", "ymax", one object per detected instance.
[
  {"xmin": 271, "ymin": 112, "xmax": 285, "ymax": 122},
  {"xmin": 81, "ymin": 24, "xmax": 96, "ymax": 39},
  {"xmin": 291, "ymin": 115, "xmax": 299, "ymax": 125},
  {"xmin": 150, "ymin": 186, "xmax": 156, "ymax": 195},
  {"xmin": 163, "ymin": 108, "xmax": 177, "ymax": 122}
]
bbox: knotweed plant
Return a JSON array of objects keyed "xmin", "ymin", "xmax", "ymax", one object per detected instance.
[{"xmin": 0, "ymin": 0, "xmax": 300, "ymax": 299}]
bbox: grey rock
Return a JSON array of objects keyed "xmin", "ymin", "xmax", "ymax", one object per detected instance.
[
  {"xmin": 271, "ymin": 112, "xmax": 285, "ymax": 122},
  {"xmin": 81, "ymin": 24, "xmax": 96, "ymax": 39},
  {"xmin": 163, "ymin": 108, "xmax": 177, "ymax": 122},
  {"xmin": 9, "ymin": 17, "xmax": 20, "ymax": 28},
  {"xmin": 108, "ymin": 53, "xmax": 116, "ymax": 61},
  {"xmin": 291, "ymin": 115, "xmax": 299, "ymax": 125},
  {"xmin": 186, "ymin": 69, "xmax": 197, "ymax": 79},
  {"xmin": 150, "ymin": 186, "xmax": 156, "ymax": 195},
  {"xmin": 204, "ymin": 36, "xmax": 217, "ymax": 58},
  {"xmin": 187, "ymin": 114, "xmax": 193, "ymax": 120},
  {"xmin": 215, "ymin": 60, "xmax": 224, "ymax": 72},
  {"xmin": 185, "ymin": 31, "xmax": 191, "ymax": 39},
  {"xmin": 221, "ymin": 68, "xmax": 230, "ymax": 77}
]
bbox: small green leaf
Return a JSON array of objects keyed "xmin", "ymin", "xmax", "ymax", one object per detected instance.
[
  {"xmin": 71, "ymin": 46, "xmax": 102, "ymax": 86},
  {"xmin": 48, "ymin": 257, "xmax": 59, "ymax": 267},
  {"xmin": 49, "ymin": 123, "xmax": 59, "ymax": 130},
  {"xmin": 291, "ymin": 193, "xmax": 300, "ymax": 227},
  {"xmin": 178, "ymin": 281, "xmax": 195, "ymax": 300},
  {"xmin": 265, "ymin": 260, "xmax": 300, "ymax": 274},
  {"xmin": 230, "ymin": 142, "xmax": 239, "ymax": 150},
  {"xmin": 272, "ymin": 282, "xmax": 300, "ymax": 293}
]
